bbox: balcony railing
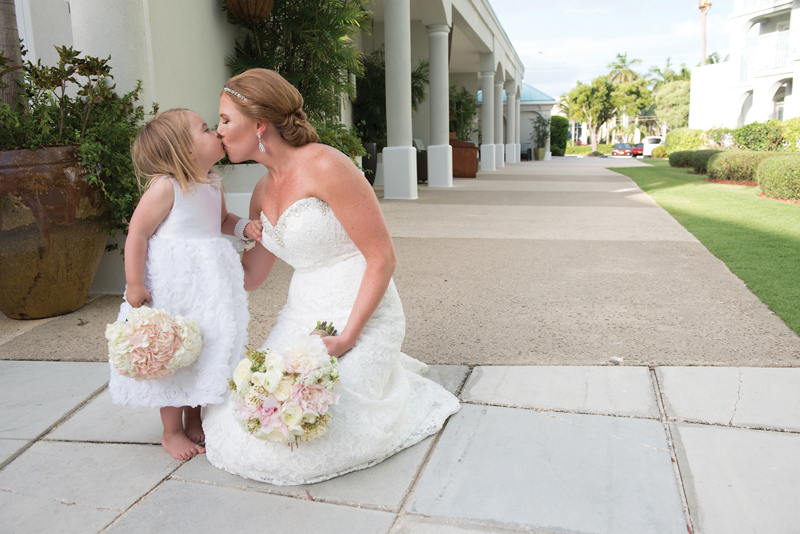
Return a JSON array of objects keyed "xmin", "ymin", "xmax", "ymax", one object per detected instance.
[
  {"xmin": 734, "ymin": 0, "xmax": 791, "ymax": 14},
  {"xmin": 758, "ymin": 30, "xmax": 794, "ymax": 70}
]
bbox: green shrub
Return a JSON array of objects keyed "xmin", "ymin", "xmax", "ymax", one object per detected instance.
[
  {"xmin": 732, "ymin": 120, "xmax": 784, "ymax": 151},
  {"xmin": 707, "ymin": 150, "xmax": 781, "ymax": 182},
  {"xmin": 757, "ymin": 155, "xmax": 800, "ymax": 200},
  {"xmin": 550, "ymin": 115, "xmax": 569, "ymax": 153},
  {"xmin": 692, "ymin": 149, "xmax": 723, "ymax": 174},
  {"xmin": 566, "ymin": 144, "xmax": 612, "ymax": 155},
  {"xmin": 589, "ymin": 150, "xmax": 603, "ymax": 157},
  {"xmin": 551, "ymin": 146, "xmax": 565, "ymax": 157},
  {"xmin": 665, "ymin": 128, "xmax": 705, "ymax": 153},
  {"xmin": 669, "ymin": 150, "xmax": 696, "ymax": 168},
  {"xmin": 783, "ymin": 117, "xmax": 800, "ymax": 152},
  {"xmin": 652, "ymin": 145, "xmax": 667, "ymax": 158},
  {"xmin": 705, "ymin": 127, "xmax": 733, "ymax": 148}
]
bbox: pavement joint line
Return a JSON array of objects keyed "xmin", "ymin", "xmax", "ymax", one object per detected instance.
[
  {"xmin": 0, "ymin": 487, "xmax": 123, "ymax": 513},
  {"xmin": 388, "ymin": 424, "xmax": 450, "ymax": 533},
  {"xmin": 98, "ymin": 460, "xmax": 187, "ymax": 534},
  {"xmin": 663, "ymin": 418, "xmax": 800, "ymax": 434},
  {"xmin": 452, "ymin": 364, "xmax": 475, "ymax": 397},
  {"xmin": 39, "ymin": 439, "xmax": 162, "ymax": 446},
  {"xmin": 455, "ymin": 399, "xmax": 660, "ymax": 421},
  {"xmin": 397, "ymin": 512, "xmax": 562, "ymax": 533},
  {"xmin": 0, "ymin": 382, "xmax": 108, "ymax": 472},
  {"xmin": 169, "ymin": 475, "xmax": 399, "ymax": 513},
  {"xmin": 729, "ymin": 368, "xmax": 743, "ymax": 426},
  {"xmin": 649, "ymin": 367, "xmax": 695, "ymax": 534}
]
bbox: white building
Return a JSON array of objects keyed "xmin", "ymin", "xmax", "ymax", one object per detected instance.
[
  {"xmin": 690, "ymin": 0, "xmax": 800, "ymax": 129},
  {"xmin": 12, "ymin": 0, "xmax": 523, "ymax": 292}
]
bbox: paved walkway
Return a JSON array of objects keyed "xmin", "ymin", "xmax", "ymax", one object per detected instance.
[{"xmin": 2, "ymin": 158, "xmax": 799, "ymax": 533}]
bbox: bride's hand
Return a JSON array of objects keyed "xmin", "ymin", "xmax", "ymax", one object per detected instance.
[{"xmin": 322, "ymin": 335, "xmax": 354, "ymax": 358}]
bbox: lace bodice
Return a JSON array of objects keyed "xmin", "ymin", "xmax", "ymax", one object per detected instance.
[{"xmin": 260, "ymin": 197, "xmax": 360, "ymax": 271}]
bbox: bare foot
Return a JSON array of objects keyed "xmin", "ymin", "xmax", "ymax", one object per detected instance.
[
  {"xmin": 184, "ymin": 412, "xmax": 205, "ymax": 444},
  {"xmin": 162, "ymin": 429, "xmax": 205, "ymax": 460}
]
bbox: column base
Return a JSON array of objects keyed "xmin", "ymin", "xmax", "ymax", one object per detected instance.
[
  {"xmin": 495, "ymin": 144, "xmax": 505, "ymax": 167},
  {"xmin": 382, "ymin": 146, "xmax": 418, "ymax": 199},
  {"xmin": 544, "ymin": 150, "xmax": 552, "ymax": 161},
  {"xmin": 480, "ymin": 144, "xmax": 496, "ymax": 171},
  {"xmin": 427, "ymin": 145, "xmax": 453, "ymax": 187},
  {"xmin": 505, "ymin": 143, "xmax": 518, "ymax": 163}
]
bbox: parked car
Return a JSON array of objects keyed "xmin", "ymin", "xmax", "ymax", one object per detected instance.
[
  {"xmin": 632, "ymin": 143, "xmax": 643, "ymax": 157},
  {"xmin": 611, "ymin": 143, "xmax": 633, "ymax": 156},
  {"xmin": 642, "ymin": 136, "xmax": 664, "ymax": 157}
]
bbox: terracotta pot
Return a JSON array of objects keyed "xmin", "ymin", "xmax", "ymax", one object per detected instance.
[
  {"xmin": 226, "ymin": 0, "xmax": 274, "ymax": 22},
  {"xmin": 0, "ymin": 147, "xmax": 110, "ymax": 319}
]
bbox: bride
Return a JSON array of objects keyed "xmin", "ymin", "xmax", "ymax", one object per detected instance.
[{"xmin": 203, "ymin": 69, "xmax": 460, "ymax": 485}]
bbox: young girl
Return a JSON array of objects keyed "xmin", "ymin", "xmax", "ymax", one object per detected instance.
[{"xmin": 110, "ymin": 108, "xmax": 261, "ymax": 460}]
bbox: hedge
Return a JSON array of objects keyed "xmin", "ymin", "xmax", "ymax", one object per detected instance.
[
  {"xmin": 757, "ymin": 155, "xmax": 800, "ymax": 201},
  {"xmin": 693, "ymin": 149, "xmax": 723, "ymax": 174},
  {"xmin": 665, "ymin": 128, "xmax": 704, "ymax": 153},
  {"xmin": 566, "ymin": 144, "xmax": 613, "ymax": 155},
  {"xmin": 550, "ymin": 115, "xmax": 569, "ymax": 154},
  {"xmin": 652, "ymin": 146, "xmax": 667, "ymax": 158},
  {"xmin": 669, "ymin": 150, "xmax": 696, "ymax": 168},
  {"xmin": 783, "ymin": 117, "xmax": 800, "ymax": 152},
  {"xmin": 732, "ymin": 120, "xmax": 783, "ymax": 152},
  {"xmin": 707, "ymin": 151, "xmax": 780, "ymax": 182}
]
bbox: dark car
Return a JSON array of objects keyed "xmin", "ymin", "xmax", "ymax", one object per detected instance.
[
  {"xmin": 611, "ymin": 143, "xmax": 633, "ymax": 156},
  {"xmin": 632, "ymin": 143, "xmax": 643, "ymax": 157}
]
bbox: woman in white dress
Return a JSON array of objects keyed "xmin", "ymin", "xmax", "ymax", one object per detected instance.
[{"xmin": 203, "ymin": 69, "xmax": 460, "ymax": 485}]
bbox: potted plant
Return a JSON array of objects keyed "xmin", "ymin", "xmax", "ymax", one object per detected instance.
[
  {"xmin": 530, "ymin": 115, "xmax": 551, "ymax": 161},
  {"xmin": 0, "ymin": 46, "xmax": 148, "ymax": 319},
  {"xmin": 449, "ymin": 83, "xmax": 480, "ymax": 141}
]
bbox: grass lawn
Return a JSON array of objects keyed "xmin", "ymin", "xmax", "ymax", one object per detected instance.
[{"xmin": 611, "ymin": 158, "xmax": 800, "ymax": 336}]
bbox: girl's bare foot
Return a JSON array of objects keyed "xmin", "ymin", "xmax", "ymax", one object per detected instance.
[
  {"xmin": 184, "ymin": 406, "xmax": 205, "ymax": 444},
  {"xmin": 162, "ymin": 429, "xmax": 205, "ymax": 460}
]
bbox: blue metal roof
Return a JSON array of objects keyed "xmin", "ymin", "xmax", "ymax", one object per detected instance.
[{"xmin": 477, "ymin": 82, "xmax": 555, "ymax": 103}]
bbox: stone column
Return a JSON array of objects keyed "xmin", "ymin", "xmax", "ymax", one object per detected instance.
[
  {"xmin": 494, "ymin": 80, "xmax": 505, "ymax": 167},
  {"xmin": 383, "ymin": 0, "xmax": 417, "ymax": 199},
  {"xmin": 544, "ymin": 114, "xmax": 552, "ymax": 160},
  {"xmin": 426, "ymin": 24, "xmax": 453, "ymax": 187},
  {"xmin": 516, "ymin": 95, "xmax": 521, "ymax": 149},
  {"xmin": 505, "ymin": 79, "xmax": 517, "ymax": 163},
  {"xmin": 480, "ymin": 70, "xmax": 496, "ymax": 171}
]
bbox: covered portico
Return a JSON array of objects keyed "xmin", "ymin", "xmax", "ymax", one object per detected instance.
[{"xmin": 364, "ymin": 0, "xmax": 524, "ymax": 198}]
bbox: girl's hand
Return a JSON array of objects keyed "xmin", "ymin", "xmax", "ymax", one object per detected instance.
[
  {"xmin": 322, "ymin": 335, "xmax": 355, "ymax": 358},
  {"xmin": 125, "ymin": 284, "xmax": 152, "ymax": 308},
  {"xmin": 244, "ymin": 219, "xmax": 263, "ymax": 241}
]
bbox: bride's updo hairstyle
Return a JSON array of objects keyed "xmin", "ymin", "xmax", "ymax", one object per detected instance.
[{"xmin": 223, "ymin": 69, "xmax": 319, "ymax": 147}]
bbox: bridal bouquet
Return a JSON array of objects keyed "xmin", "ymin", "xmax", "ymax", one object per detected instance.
[
  {"xmin": 229, "ymin": 322, "xmax": 340, "ymax": 446},
  {"xmin": 106, "ymin": 307, "xmax": 203, "ymax": 381}
]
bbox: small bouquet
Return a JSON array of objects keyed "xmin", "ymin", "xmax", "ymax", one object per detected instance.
[
  {"xmin": 106, "ymin": 307, "xmax": 203, "ymax": 381},
  {"xmin": 229, "ymin": 321, "xmax": 340, "ymax": 446}
]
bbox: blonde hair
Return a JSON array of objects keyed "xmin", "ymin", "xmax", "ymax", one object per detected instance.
[
  {"xmin": 223, "ymin": 69, "xmax": 319, "ymax": 146},
  {"xmin": 131, "ymin": 108, "xmax": 214, "ymax": 192}
]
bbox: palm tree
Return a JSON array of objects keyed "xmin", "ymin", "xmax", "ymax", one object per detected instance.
[
  {"xmin": 698, "ymin": 1, "xmax": 712, "ymax": 66},
  {"xmin": 0, "ymin": 0, "xmax": 22, "ymax": 107},
  {"xmin": 649, "ymin": 58, "xmax": 677, "ymax": 92},
  {"xmin": 607, "ymin": 53, "xmax": 642, "ymax": 83},
  {"xmin": 677, "ymin": 63, "xmax": 692, "ymax": 81}
]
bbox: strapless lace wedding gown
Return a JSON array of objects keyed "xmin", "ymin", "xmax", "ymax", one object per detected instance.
[{"xmin": 203, "ymin": 197, "xmax": 460, "ymax": 485}]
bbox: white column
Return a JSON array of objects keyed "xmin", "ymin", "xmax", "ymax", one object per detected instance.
[
  {"xmin": 426, "ymin": 25, "xmax": 453, "ymax": 187},
  {"xmin": 544, "ymin": 116, "xmax": 552, "ymax": 160},
  {"xmin": 480, "ymin": 70, "xmax": 496, "ymax": 171},
  {"xmin": 494, "ymin": 80, "xmax": 505, "ymax": 167},
  {"xmin": 383, "ymin": 0, "xmax": 417, "ymax": 199},
  {"xmin": 505, "ymin": 79, "xmax": 517, "ymax": 163},
  {"xmin": 515, "ymin": 95, "xmax": 521, "ymax": 150}
]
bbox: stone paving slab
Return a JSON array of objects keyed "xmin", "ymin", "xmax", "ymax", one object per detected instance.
[
  {"xmin": 48, "ymin": 390, "xmax": 162, "ymax": 444},
  {"xmin": 434, "ymin": 180, "xmax": 639, "ymax": 192},
  {"xmin": 462, "ymin": 366, "xmax": 659, "ymax": 418},
  {"xmin": 106, "ymin": 479, "xmax": 396, "ymax": 534},
  {"xmin": 424, "ymin": 365, "xmax": 470, "ymax": 395},
  {"xmin": 393, "ymin": 514, "xmax": 542, "ymax": 533},
  {"xmin": 672, "ymin": 423, "xmax": 800, "ymax": 534},
  {"xmin": 0, "ymin": 439, "xmax": 28, "ymax": 466},
  {"xmin": 0, "ymin": 441, "xmax": 179, "ymax": 512},
  {"xmin": 0, "ymin": 490, "xmax": 119, "ymax": 534},
  {"xmin": 0, "ymin": 361, "xmax": 109, "ymax": 439},
  {"xmin": 409, "ymin": 404, "xmax": 687, "ymax": 534},
  {"xmin": 174, "ymin": 436, "xmax": 433, "ymax": 510},
  {"xmin": 384, "ymin": 190, "xmax": 659, "ymax": 208},
  {"xmin": 657, "ymin": 367, "xmax": 800, "ymax": 430}
]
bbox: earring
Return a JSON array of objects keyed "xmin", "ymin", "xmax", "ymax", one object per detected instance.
[{"xmin": 257, "ymin": 132, "xmax": 265, "ymax": 153}]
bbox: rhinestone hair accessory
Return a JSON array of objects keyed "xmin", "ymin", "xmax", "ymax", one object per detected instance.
[{"xmin": 224, "ymin": 87, "xmax": 248, "ymax": 101}]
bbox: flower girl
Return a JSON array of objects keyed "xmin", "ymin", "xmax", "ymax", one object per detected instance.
[{"xmin": 109, "ymin": 108, "xmax": 260, "ymax": 460}]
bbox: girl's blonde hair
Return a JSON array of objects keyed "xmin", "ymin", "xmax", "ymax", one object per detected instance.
[
  {"xmin": 222, "ymin": 69, "xmax": 319, "ymax": 146},
  {"xmin": 131, "ymin": 108, "xmax": 214, "ymax": 192}
]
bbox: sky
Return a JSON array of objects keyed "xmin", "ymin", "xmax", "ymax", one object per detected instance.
[{"xmin": 489, "ymin": 0, "xmax": 734, "ymax": 100}]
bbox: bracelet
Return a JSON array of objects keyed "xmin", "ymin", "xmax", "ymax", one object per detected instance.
[{"xmin": 234, "ymin": 218, "xmax": 252, "ymax": 240}]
